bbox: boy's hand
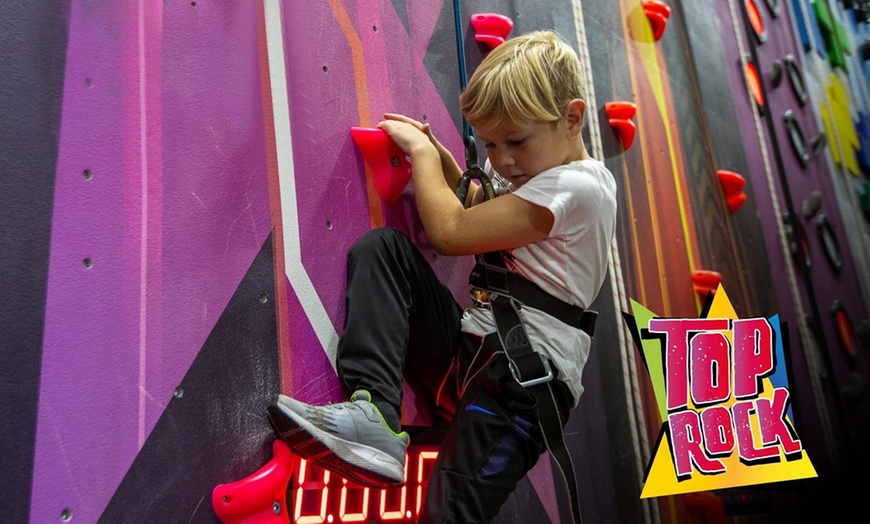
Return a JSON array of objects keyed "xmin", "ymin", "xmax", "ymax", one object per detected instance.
[
  {"xmin": 377, "ymin": 119, "xmax": 436, "ymax": 157},
  {"xmin": 382, "ymin": 113, "xmax": 437, "ymax": 144},
  {"xmin": 379, "ymin": 112, "xmax": 469, "ymax": 205}
]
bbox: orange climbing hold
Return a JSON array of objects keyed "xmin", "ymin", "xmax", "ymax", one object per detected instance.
[
  {"xmin": 717, "ymin": 170, "xmax": 747, "ymax": 213},
  {"xmin": 470, "ymin": 13, "xmax": 514, "ymax": 50},
  {"xmin": 605, "ymin": 101, "xmax": 638, "ymax": 151},
  {"xmin": 351, "ymin": 127, "xmax": 412, "ymax": 206},
  {"xmin": 212, "ymin": 439, "xmax": 296, "ymax": 524},
  {"xmin": 744, "ymin": 60, "xmax": 765, "ymax": 112},
  {"xmin": 745, "ymin": 0, "xmax": 767, "ymax": 43}
]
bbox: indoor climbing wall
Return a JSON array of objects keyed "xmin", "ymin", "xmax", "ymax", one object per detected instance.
[
  {"xmin": 5, "ymin": 1, "xmax": 282, "ymax": 523},
  {"xmin": 2, "ymin": 1, "xmax": 869, "ymax": 523}
]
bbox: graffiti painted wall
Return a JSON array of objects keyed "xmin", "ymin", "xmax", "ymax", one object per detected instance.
[{"xmin": 1, "ymin": 0, "xmax": 868, "ymax": 523}]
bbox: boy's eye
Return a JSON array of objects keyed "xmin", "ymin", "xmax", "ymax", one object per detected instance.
[
  {"xmin": 484, "ymin": 143, "xmax": 495, "ymax": 150},
  {"xmin": 507, "ymin": 138, "xmax": 526, "ymax": 147}
]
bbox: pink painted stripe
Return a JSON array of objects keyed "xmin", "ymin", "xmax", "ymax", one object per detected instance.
[
  {"xmin": 141, "ymin": 0, "xmax": 164, "ymax": 449},
  {"xmin": 122, "ymin": 0, "xmax": 164, "ymax": 449}
]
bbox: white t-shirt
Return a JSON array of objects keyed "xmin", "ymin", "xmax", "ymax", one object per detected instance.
[{"xmin": 461, "ymin": 158, "xmax": 617, "ymax": 405}]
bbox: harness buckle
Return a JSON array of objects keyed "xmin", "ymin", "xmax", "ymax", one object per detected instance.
[
  {"xmin": 509, "ymin": 353, "xmax": 554, "ymax": 388},
  {"xmin": 470, "ymin": 287, "xmax": 492, "ymax": 308}
]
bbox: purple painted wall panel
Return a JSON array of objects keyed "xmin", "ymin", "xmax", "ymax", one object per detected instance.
[
  {"xmin": 33, "ymin": 3, "xmax": 135, "ymax": 521},
  {"xmin": 31, "ymin": 1, "xmax": 270, "ymax": 521},
  {"xmin": 284, "ymin": 0, "xmax": 371, "ymax": 332},
  {"xmin": 284, "ymin": 0, "xmax": 468, "ymax": 300},
  {"xmin": 160, "ymin": 1, "xmax": 271, "ymax": 371}
]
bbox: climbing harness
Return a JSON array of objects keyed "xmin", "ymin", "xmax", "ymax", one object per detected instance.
[
  {"xmin": 449, "ymin": 2, "xmax": 591, "ymax": 521},
  {"xmin": 469, "ymin": 251, "xmax": 595, "ymax": 524}
]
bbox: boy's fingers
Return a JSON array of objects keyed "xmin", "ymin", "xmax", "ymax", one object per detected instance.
[
  {"xmin": 377, "ymin": 121, "xmax": 397, "ymax": 135},
  {"xmin": 377, "ymin": 120, "xmax": 419, "ymax": 138},
  {"xmin": 384, "ymin": 112, "xmax": 424, "ymax": 129},
  {"xmin": 383, "ymin": 112, "xmax": 408, "ymax": 122}
]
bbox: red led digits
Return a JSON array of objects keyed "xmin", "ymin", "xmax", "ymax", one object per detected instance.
[
  {"xmin": 378, "ymin": 457, "xmax": 408, "ymax": 520},
  {"xmin": 291, "ymin": 448, "xmax": 439, "ymax": 523},
  {"xmin": 294, "ymin": 459, "xmax": 331, "ymax": 524},
  {"xmin": 339, "ymin": 478, "xmax": 369, "ymax": 522},
  {"xmin": 414, "ymin": 451, "xmax": 438, "ymax": 516}
]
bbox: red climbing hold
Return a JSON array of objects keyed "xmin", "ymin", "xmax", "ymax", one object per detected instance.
[
  {"xmin": 605, "ymin": 101, "xmax": 638, "ymax": 151},
  {"xmin": 643, "ymin": 1, "xmax": 672, "ymax": 41},
  {"xmin": 691, "ymin": 270, "xmax": 723, "ymax": 299},
  {"xmin": 212, "ymin": 439, "xmax": 296, "ymax": 524},
  {"xmin": 351, "ymin": 127, "xmax": 412, "ymax": 206},
  {"xmin": 470, "ymin": 13, "xmax": 514, "ymax": 50},
  {"xmin": 684, "ymin": 491, "xmax": 725, "ymax": 524},
  {"xmin": 717, "ymin": 170, "xmax": 747, "ymax": 213}
]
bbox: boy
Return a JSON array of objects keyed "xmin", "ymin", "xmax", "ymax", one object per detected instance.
[{"xmin": 267, "ymin": 30, "xmax": 617, "ymax": 522}]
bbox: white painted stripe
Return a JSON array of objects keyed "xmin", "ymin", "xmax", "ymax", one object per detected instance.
[{"xmin": 264, "ymin": 0, "xmax": 340, "ymax": 369}]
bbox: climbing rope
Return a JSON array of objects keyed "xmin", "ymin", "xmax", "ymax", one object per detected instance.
[
  {"xmin": 451, "ymin": 0, "xmax": 495, "ymax": 203},
  {"xmin": 452, "ymin": 0, "xmax": 471, "ymax": 140}
]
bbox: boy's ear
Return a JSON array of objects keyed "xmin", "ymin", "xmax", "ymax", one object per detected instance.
[{"xmin": 565, "ymin": 99, "xmax": 586, "ymax": 136}]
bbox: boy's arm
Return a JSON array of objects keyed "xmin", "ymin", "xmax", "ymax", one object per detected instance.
[{"xmin": 378, "ymin": 119, "xmax": 553, "ymax": 256}]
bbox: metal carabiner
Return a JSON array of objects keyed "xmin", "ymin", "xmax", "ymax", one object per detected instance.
[{"xmin": 455, "ymin": 135, "xmax": 496, "ymax": 204}]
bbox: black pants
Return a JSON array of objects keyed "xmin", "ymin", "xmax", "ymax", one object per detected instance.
[{"xmin": 336, "ymin": 227, "xmax": 571, "ymax": 523}]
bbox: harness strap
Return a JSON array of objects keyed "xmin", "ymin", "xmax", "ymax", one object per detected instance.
[
  {"xmin": 471, "ymin": 251, "xmax": 588, "ymax": 522},
  {"xmin": 470, "ymin": 261, "xmax": 597, "ymax": 336},
  {"xmin": 531, "ymin": 381, "xmax": 583, "ymax": 524},
  {"xmin": 490, "ymin": 296, "xmax": 554, "ymax": 387},
  {"xmin": 490, "ymin": 294, "xmax": 584, "ymax": 524}
]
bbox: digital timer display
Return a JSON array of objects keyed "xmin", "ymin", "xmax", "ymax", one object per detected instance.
[{"xmin": 290, "ymin": 447, "xmax": 440, "ymax": 523}]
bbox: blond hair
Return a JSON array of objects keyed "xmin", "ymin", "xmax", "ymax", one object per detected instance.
[{"xmin": 460, "ymin": 30, "xmax": 586, "ymax": 128}]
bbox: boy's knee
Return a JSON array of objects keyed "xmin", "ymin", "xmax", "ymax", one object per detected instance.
[{"xmin": 352, "ymin": 227, "xmax": 405, "ymax": 251}]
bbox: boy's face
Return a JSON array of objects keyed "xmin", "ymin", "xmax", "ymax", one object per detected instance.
[{"xmin": 474, "ymin": 116, "xmax": 581, "ymax": 188}]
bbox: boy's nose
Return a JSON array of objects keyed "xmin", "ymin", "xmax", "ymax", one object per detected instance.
[{"xmin": 496, "ymin": 150, "xmax": 515, "ymax": 166}]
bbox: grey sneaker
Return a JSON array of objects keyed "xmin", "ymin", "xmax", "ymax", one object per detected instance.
[{"xmin": 266, "ymin": 390, "xmax": 409, "ymax": 487}]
